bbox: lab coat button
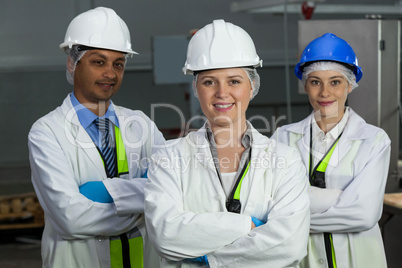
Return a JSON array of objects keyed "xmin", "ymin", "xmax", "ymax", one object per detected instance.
[
  {"xmin": 318, "ymin": 258, "xmax": 324, "ymax": 264},
  {"xmin": 216, "ymin": 195, "xmax": 222, "ymax": 200}
]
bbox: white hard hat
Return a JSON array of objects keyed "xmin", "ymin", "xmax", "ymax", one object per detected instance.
[
  {"xmin": 183, "ymin": 19, "xmax": 262, "ymax": 75},
  {"xmin": 59, "ymin": 7, "xmax": 137, "ymax": 55}
]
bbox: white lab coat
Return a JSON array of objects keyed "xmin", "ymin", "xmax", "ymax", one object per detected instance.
[
  {"xmin": 271, "ymin": 108, "xmax": 390, "ymax": 268},
  {"xmin": 145, "ymin": 124, "xmax": 310, "ymax": 268},
  {"xmin": 28, "ymin": 94, "xmax": 165, "ymax": 268}
]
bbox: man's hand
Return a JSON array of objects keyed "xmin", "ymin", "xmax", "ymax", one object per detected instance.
[
  {"xmin": 79, "ymin": 181, "xmax": 113, "ymax": 203},
  {"xmin": 251, "ymin": 217, "xmax": 265, "ymax": 229},
  {"xmin": 187, "ymin": 255, "xmax": 209, "ymax": 265}
]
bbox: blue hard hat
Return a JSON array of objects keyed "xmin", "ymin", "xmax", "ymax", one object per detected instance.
[{"xmin": 295, "ymin": 33, "xmax": 363, "ymax": 82}]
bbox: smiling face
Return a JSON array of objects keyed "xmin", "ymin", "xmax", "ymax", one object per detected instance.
[
  {"xmin": 73, "ymin": 49, "xmax": 126, "ymax": 112},
  {"xmin": 196, "ymin": 68, "xmax": 253, "ymax": 130},
  {"xmin": 305, "ymin": 70, "xmax": 352, "ymax": 124}
]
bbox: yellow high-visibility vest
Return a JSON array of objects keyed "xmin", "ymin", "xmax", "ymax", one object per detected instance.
[
  {"xmin": 100, "ymin": 125, "xmax": 144, "ymax": 268},
  {"xmin": 310, "ymin": 137, "xmax": 340, "ymax": 268}
]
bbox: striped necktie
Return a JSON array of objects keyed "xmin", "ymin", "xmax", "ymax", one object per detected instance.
[{"xmin": 94, "ymin": 118, "xmax": 117, "ymax": 178}]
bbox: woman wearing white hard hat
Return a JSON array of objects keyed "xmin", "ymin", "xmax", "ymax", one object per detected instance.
[
  {"xmin": 145, "ymin": 19, "xmax": 310, "ymax": 267},
  {"xmin": 272, "ymin": 33, "xmax": 390, "ymax": 268}
]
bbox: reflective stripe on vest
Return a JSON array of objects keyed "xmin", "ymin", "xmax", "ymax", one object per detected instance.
[
  {"xmin": 106, "ymin": 126, "xmax": 143, "ymax": 268},
  {"xmin": 233, "ymin": 161, "xmax": 251, "ymax": 200},
  {"xmin": 110, "ymin": 228, "xmax": 144, "ymax": 268},
  {"xmin": 226, "ymin": 152, "xmax": 251, "ymax": 214},
  {"xmin": 311, "ymin": 137, "xmax": 339, "ymax": 268},
  {"xmin": 315, "ymin": 140, "xmax": 338, "ymax": 173},
  {"xmin": 115, "ymin": 125, "xmax": 129, "ymax": 176}
]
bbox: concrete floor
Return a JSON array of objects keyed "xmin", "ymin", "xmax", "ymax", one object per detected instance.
[
  {"xmin": 0, "ymin": 229, "xmax": 42, "ymax": 268},
  {"xmin": 0, "ymin": 216, "xmax": 401, "ymax": 268}
]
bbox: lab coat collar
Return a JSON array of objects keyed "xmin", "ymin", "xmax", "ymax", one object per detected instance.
[
  {"xmin": 195, "ymin": 122, "xmax": 270, "ymax": 149},
  {"xmin": 60, "ymin": 94, "xmax": 119, "ymax": 178},
  {"xmin": 193, "ymin": 123, "xmax": 270, "ymax": 170},
  {"xmin": 285, "ymin": 107, "xmax": 371, "ymax": 173},
  {"xmin": 286, "ymin": 108, "xmax": 370, "ymax": 140}
]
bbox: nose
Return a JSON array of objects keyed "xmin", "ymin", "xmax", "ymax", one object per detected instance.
[
  {"xmin": 215, "ymin": 83, "xmax": 229, "ymax": 98},
  {"xmin": 103, "ymin": 63, "xmax": 117, "ymax": 79},
  {"xmin": 319, "ymin": 83, "xmax": 330, "ymax": 97}
]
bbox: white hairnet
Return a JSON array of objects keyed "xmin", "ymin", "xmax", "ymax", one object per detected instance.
[
  {"xmin": 65, "ymin": 46, "xmax": 87, "ymax": 85},
  {"xmin": 192, "ymin": 67, "xmax": 261, "ymax": 99},
  {"xmin": 302, "ymin": 61, "xmax": 358, "ymax": 91}
]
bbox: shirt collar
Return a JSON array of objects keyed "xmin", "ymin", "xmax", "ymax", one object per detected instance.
[
  {"xmin": 205, "ymin": 121, "xmax": 253, "ymax": 148},
  {"xmin": 70, "ymin": 92, "xmax": 119, "ymax": 128},
  {"xmin": 311, "ymin": 107, "xmax": 350, "ymax": 140}
]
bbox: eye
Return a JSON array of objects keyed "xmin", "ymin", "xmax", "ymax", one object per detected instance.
[
  {"xmin": 331, "ymin": 80, "xmax": 341, "ymax": 86},
  {"xmin": 93, "ymin": 60, "xmax": 105, "ymax": 66},
  {"xmin": 114, "ymin": 62, "xmax": 125, "ymax": 70},
  {"xmin": 202, "ymin": 80, "xmax": 215, "ymax": 86},
  {"xmin": 229, "ymin": 79, "xmax": 240, "ymax": 85},
  {"xmin": 310, "ymin": 80, "xmax": 320, "ymax": 86}
]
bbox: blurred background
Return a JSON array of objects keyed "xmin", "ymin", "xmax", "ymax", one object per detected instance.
[{"xmin": 1, "ymin": 0, "xmax": 402, "ymax": 267}]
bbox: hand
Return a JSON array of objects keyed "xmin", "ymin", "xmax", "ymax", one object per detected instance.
[
  {"xmin": 251, "ymin": 217, "xmax": 265, "ymax": 228},
  {"xmin": 142, "ymin": 170, "xmax": 148, "ymax": 178},
  {"xmin": 79, "ymin": 181, "xmax": 113, "ymax": 203},
  {"xmin": 187, "ymin": 255, "xmax": 208, "ymax": 265}
]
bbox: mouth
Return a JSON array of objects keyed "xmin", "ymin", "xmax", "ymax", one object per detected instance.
[
  {"xmin": 318, "ymin": 101, "xmax": 335, "ymax": 107},
  {"xmin": 214, "ymin": 103, "xmax": 234, "ymax": 111},
  {"xmin": 97, "ymin": 81, "xmax": 115, "ymax": 90}
]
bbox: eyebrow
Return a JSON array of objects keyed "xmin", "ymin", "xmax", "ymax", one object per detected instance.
[
  {"xmin": 87, "ymin": 52, "xmax": 126, "ymax": 62},
  {"xmin": 199, "ymin": 74, "xmax": 245, "ymax": 80},
  {"xmin": 308, "ymin": 75, "xmax": 344, "ymax": 80},
  {"xmin": 228, "ymin": 75, "xmax": 245, "ymax": 79}
]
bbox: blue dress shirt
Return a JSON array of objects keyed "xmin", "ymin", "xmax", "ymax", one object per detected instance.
[{"xmin": 70, "ymin": 92, "xmax": 119, "ymax": 149}]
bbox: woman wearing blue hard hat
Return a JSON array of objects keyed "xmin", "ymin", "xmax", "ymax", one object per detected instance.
[{"xmin": 272, "ymin": 33, "xmax": 390, "ymax": 268}]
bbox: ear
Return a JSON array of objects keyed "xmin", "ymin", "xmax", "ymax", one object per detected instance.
[{"xmin": 347, "ymin": 84, "xmax": 352, "ymax": 94}]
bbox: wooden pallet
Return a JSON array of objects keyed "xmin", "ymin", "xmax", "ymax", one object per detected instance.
[{"xmin": 0, "ymin": 192, "xmax": 44, "ymax": 230}]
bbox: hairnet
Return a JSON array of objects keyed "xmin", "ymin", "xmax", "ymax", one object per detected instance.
[
  {"xmin": 65, "ymin": 46, "xmax": 87, "ymax": 85},
  {"xmin": 302, "ymin": 61, "xmax": 358, "ymax": 91},
  {"xmin": 192, "ymin": 67, "xmax": 261, "ymax": 99}
]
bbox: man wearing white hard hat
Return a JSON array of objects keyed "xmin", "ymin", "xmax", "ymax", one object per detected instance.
[
  {"xmin": 144, "ymin": 19, "xmax": 310, "ymax": 267},
  {"xmin": 28, "ymin": 7, "xmax": 165, "ymax": 268}
]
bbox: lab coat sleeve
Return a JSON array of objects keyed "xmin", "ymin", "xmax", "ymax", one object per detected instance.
[
  {"xmin": 103, "ymin": 117, "xmax": 166, "ymax": 215},
  {"xmin": 207, "ymin": 148, "xmax": 311, "ymax": 268},
  {"xmin": 308, "ymin": 186, "xmax": 343, "ymax": 214},
  {"xmin": 144, "ymin": 149, "xmax": 251, "ymax": 262},
  {"xmin": 310, "ymin": 130, "xmax": 391, "ymax": 233},
  {"xmin": 28, "ymin": 122, "xmax": 142, "ymax": 240},
  {"xmin": 102, "ymin": 178, "xmax": 147, "ymax": 215}
]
